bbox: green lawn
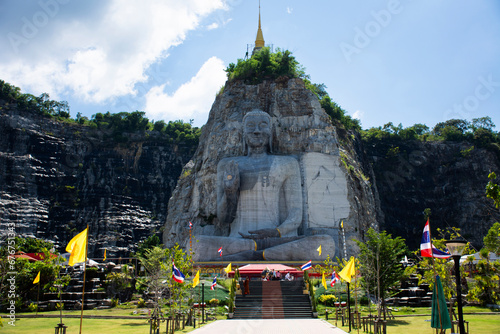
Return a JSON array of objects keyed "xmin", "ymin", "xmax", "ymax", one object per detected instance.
[
  {"xmin": 2, "ymin": 306, "xmax": 499, "ymax": 334},
  {"xmin": 0, "ymin": 307, "xmax": 220, "ymax": 334},
  {"xmin": 322, "ymin": 306, "xmax": 500, "ymax": 334},
  {"xmin": 327, "ymin": 314, "xmax": 500, "ymax": 334}
]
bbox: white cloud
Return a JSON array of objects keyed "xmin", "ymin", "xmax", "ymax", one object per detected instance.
[
  {"xmin": 352, "ymin": 110, "xmax": 364, "ymax": 121},
  {"xmin": 0, "ymin": 0, "xmax": 225, "ymax": 103},
  {"xmin": 144, "ymin": 56, "xmax": 226, "ymax": 126},
  {"xmin": 286, "ymin": 7, "xmax": 293, "ymax": 14},
  {"xmin": 206, "ymin": 22, "xmax": 219, "ymax": 30}
]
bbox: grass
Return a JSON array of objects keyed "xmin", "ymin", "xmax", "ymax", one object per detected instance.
[
  {"xmin": 2, "ymin": 304, "xmax": 499, "ymax": 333},
  {"xmin": 326, "ymin": 314, "xmax": 500, "ymax": 334},
  {"xmin": 0, "ymin": 306, "xmax": 224, "ymax": 334},
  {"xmin": 321, "ymin": 306, "xmax": 500, "ymax": 334}
]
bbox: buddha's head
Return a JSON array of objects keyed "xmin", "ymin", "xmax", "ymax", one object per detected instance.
[{"xmin": 242, "ymin": 109, "xmax": 273, "ymax": 154}]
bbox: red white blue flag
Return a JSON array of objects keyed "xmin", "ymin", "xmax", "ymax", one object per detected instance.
[
  {"xmin": 218, "ymin": 247, "xmax": 222, "ymax": 257},
  {"xmin": 172, "ymin": 263, "xmax": 185, "ymax": 283},
  {"xmin": 211, "ymin": 276, "xmax": 217, "ymax": 290},
  {"xmin": 330, "ymin": 271, "xmax": 340, "ymax": 287},
  {"xmin": 301, "ymin": 260, "xmax": 312, "ymax": 271},
  {"xmin": 420, "ymin": 221, "xmax": 451, "ymax": 259},
  {"xmin": 189, "ymin": 221, "xmax": 193, "ymax": 229}
]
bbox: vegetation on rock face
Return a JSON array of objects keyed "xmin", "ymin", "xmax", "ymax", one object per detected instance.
[
  {"xmin": 225, "ymin": 48, "xmax": 362, "ymax": 131},
  {"xmin": 0, "ymin": 79, "xmax": 201, "ymax": 146},
  {"xmin": 361, "ymin": 117, "xmax": 499, "ymax": 149},
  {"xmin": 134, "ymin": 234, "xmax": 162, "ymax": 258},
  {"xmin": 0, "ymin": 80, "xmax": 70, "ymax": 119},
  {"xmin": 225, "ymin": 47, "xmax": 305, "ymax": 84},
  {"xmin": 486, "ymin": 172, "xmax": 500, "ymax": 209}
]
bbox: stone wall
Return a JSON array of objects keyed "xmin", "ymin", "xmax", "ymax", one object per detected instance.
[
  {"xmin": 0, "ymin": 104, "xmax": 194, "ymax": 257},
  {"xmin": 365, "ymin": 140, "xmax": 500, "ymax": 250}
]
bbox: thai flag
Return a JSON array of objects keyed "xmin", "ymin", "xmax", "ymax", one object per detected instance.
[
  {"xmin": 210, "ymin": 277, "xmax": 217, "ymax": 290},
  {"xmin": 172, "ymin": 263, "xmax": 185, "ymax": 283},
  {"xmin": 189, "ymin": 221, "xmax": 193, "ymax": 229},
  {"xmin": 218, "ymin": 247, "xmax": 222, "ymax": 257},
  {"xmin": 301, "ymin": 260, "xmax": 312, "ymax": 271},
  {"xmin": 420, "ymin": 221, "xmax": 451, "ymax": 259},
  {"xmin": 330, "ymin": 271, "xmax": 340, "ymax": 287}
]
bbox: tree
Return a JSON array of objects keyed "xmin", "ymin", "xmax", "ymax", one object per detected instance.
[
  {"xmin": 486, "ymin": 172, "xmax": 500, "ymax": 209},
  {"xmin": 135, "ymin": 235, "xmax": 162, "ymax": 258},
  {"xmin": 225, "ymin": 48, "xmax": 305, "ymax": 84},
  {"xmin": 355, "ymin": 228, "xmax": 408, "ymax": 318},
  {"xmin": 15, "ymin": 237, "xmax": 55, "ymax": 254},
  {"xmin": 467, "ymin": 248, "xmax": 500, "ymax": 306},
  {"xmin": 468, "ymin": 178, "xmax": 500, "ymax": 305},
  {"xmin": 137, "ymin": 244, "xmax": 192, "ymax": 330},
  {"xmin": 470, "ymin": 116, "xmax": 495, "ymax": 132},
  {"xmin": 483, "ymin": 222, "xmax": 500, "ymax": 255}
]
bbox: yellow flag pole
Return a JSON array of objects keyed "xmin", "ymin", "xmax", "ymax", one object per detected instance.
[
  {"xmin": 79, "ymin": 225, "xmax": 89, "ymax": 334},
  {"xmin": 36, "ymin": 280, "xmax": 40, "ymax": 316}
]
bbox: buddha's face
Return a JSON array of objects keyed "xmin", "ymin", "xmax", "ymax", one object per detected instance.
[{"xmin": 243, "ymin": 114, "xmax": 271, "ymax": 149}]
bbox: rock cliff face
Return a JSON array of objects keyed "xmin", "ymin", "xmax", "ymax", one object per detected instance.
[
  {"xmin": 365, "ymin": 140, "xmax": 500, "ymax": 250},
  {"xmin": 0, "ymin": 104, "xmax": 194, "ymax": 257},
  {"xmin": 163, "ymin": 79, "xmax": 380, "ymax": 260},
  {"xmin": 2, "ymin": 79, "xmax": 498, "ymax": 259}
]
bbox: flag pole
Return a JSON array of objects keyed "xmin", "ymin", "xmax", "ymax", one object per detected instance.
[
  {"xmin": 79, "ymin": 225, "xmax": 89, "ymax": 334},
  {"xmin": 427, "ymin": 219, "xmax": 444, "ymax": 334},
  {"xmin": 347, "ymin": 281, "xmax": 351, "ymax": 333},
  {"xmin": 58, "ymin": 266, "xmax": 63, "ymax": 326},
  {"xmin": 189, "ymin": 222, "xmax": 194, "ymax": 327},
  {"xmin": 355, "ymin": 272, "xmax": 359, "ymax": 334},
  {"xmin": 36, "ymin": 279, "xmax": 40, "ymax": 316}
]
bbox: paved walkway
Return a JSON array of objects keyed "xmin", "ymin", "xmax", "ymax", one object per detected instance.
[{"xmin": 190, "ymin": 319, "xmax": 348, "ymax": 334}]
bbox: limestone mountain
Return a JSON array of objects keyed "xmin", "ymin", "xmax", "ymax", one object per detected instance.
[
  {"xmin": 0, "ymin": 102, "xmax": 195, "ymax": 258},
  {"xmin": 162, "ymin": 78, "xmax": 380, "ymax": 260},
  {"xmin": 1, "ymin": 78, "xmax": 499, "ymax": 258}
]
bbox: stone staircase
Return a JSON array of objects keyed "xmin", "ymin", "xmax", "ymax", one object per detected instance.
[{"xmin": 233, "ymin": 280, "xmax": 312, "ymax": 319}]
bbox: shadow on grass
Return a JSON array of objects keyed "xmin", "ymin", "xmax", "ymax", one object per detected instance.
[
  {"xmin": 387, "ymin": 319, "xmax": 411, "ymax": 326},
  {"xmin": 120, "ymin": 322, "xmax": 149, "ymax": 327}
]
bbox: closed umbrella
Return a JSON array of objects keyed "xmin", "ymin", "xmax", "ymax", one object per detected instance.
[{"xmin": 431, "ymin": 275, "xmax": 452, "ymax": 332}]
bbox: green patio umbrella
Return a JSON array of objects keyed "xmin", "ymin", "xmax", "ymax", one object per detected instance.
[{"xmin": 431, "ymin": 275, "xmax": 452, "ymax": 331}]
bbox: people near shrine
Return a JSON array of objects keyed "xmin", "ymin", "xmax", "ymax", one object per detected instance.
[{"xmin": 243, "ymin": 276, "xmax": 250, "ymax": 296}]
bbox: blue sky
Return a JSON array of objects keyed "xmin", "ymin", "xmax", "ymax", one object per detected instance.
[{"xmin": 1, "ymin": 0, "xmax": 499, "ymax": 130}]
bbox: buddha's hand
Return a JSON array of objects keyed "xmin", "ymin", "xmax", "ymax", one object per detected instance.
[
  {"xmin": 223, "ymin": 160, "xmax": 240, "ymax": 195},
  {"xmin": 239, "ymin": 228, "xmax": 280, "ymax": 239}
]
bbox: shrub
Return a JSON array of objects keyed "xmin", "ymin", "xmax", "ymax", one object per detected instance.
[
  {"xmin": 208, "ymin": 298, "xmax": 219, "ymax": 306},
  {"xmin": 28, "ymin": 302, "xmax": 38, "ymax": 312},
  {"xmin": 318, "ymin": 294, "xmax": 338, "ymax": 306}
]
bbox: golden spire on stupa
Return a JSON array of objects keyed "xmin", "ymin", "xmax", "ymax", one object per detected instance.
[{"xmin": 253, "ymin": 1, "xmax": 265, "ymax": 54}]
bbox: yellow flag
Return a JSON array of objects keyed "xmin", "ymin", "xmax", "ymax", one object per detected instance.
[
  {"xmin": 224, "ymin": 263, "xmax": 232, "ymax": 274},
  {"xmin": 103, "ymin": 249, "xmax": 107, "ymax": 261},
  {"xmin": 317, "ymin": 245, "xmax": 322, "ymax": 256},
  {"xmin": 66, "ymin": 227, "xmax": 88, "ymax": 266},
  {"xmin": 338, "ymin": 256, "xmax": 355, "ymax": 283},
  {"xmin": 341, "ymin": 220, "xmax": 344, "ymax": 229},
  {"xmin": 33, "ymin": 271, "xmax": 40, "ymax": 284},
  {"xmin": 322, "ymin": 272, "xmax": 327, "ymax": 289},
  {"xmin": 193, "ymin": 270, "xmax": 200, "ymax": 287}
]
